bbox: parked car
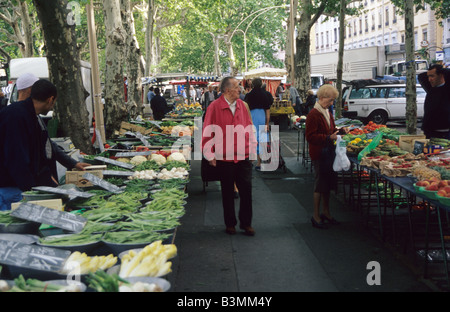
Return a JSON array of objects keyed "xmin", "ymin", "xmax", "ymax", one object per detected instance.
[{"xmin": 341, "ymin": 80, "xmax": 426, "ymax": 124}]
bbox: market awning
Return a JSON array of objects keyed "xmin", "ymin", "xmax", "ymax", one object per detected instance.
[
  {"xmin": 169, "ymin": 80, "xmax": 209, "ymax": 86},
  {"xmin": 187, "ymin": 75, "xmax": 219, "ymax": 82},
  {"xmin": 244, "ymin": 67, "xmax": 287, "ymax": 79}
]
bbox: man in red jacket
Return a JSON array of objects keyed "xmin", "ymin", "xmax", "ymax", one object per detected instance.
[{"xmin": 202, "ymin": 77, "xmax": 257, "ymax": 236}]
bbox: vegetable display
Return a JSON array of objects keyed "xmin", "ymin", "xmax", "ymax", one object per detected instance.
[
  {"xmin": 1, "ymin": 275, "xmax": 83, "ymax": 292},
  {"xmin": 61, "ymin": 252, "xmax": 118, "ymax": 275},
  {"xmin": 0, "ymin": 211, "xmax": 28, "ymax": 224},
  {"xmin": 102, "ymin": 230, "xmax": 171, "ymax": 244},
  {"xmin": 119, "ymin": 240, "xmax": 176, "ymax": 278}
]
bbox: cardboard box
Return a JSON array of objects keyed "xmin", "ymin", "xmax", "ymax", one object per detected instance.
[
  {"xmin": 399, "ymin": 135, "xmax": 426, "ymax": 153},
  {"xmin": 65, "ymin": 169, "xmax": 104, "ymax": 187},
  {"xmin": 119, "ymin": 121, "xmax": 153, "ymax": 135}
]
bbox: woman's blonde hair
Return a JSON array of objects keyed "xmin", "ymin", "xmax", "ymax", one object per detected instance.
[{"xmin": 316, "ymin": 84, "xmax": 338, "ymax": 99}]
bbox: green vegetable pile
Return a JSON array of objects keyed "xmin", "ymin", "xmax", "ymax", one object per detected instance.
[
  {"xmin": 4, "ymin": 275, "xmax": 79, "ymax": 292},
  {"xmin": 0, "ymin": 211, "xmax": 28, "ymax": 225},
  {"xmin": 102, "ymin": 230, "xmax": 171, "ymax": 244},
  {"xmin": 86, "ymin": 270, "xmax": 129, "ymax": 292}
]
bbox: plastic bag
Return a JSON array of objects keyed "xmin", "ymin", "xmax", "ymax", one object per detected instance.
[{"xmin": 333, "ymin": 135, "xmax": 351, "ymax": 172}]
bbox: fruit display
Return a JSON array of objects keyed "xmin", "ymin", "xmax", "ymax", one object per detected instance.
[
  {"xmin": 412, "ymin": 166, "xmax": 442, "ymax": 181},
  {"xmin": 166, "ymin": 102, "xmax": 203, "ymax": 118}
]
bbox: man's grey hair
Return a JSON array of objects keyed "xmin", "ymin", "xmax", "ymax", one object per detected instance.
[{"xmin": 219, "ymin": 76, "xmax": 235, "ymax": 93}]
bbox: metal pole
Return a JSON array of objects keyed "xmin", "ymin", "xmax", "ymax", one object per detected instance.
[
  {"xmin": 87, "ymin": 2, "xmax": 106, "ymax": 143},
  {"xmin": 290, "ymin": 0, "xmax": 296, "ymax": 84}
]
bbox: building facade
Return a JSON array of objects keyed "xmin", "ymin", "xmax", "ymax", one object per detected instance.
[{"xmin": 313, "ymin": 1, "xmax": 447, "ymax": 65}]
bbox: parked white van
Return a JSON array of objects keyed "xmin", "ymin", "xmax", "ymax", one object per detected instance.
[
  {"xmin": 341, "ymin": 80, "xmax": 426, "ymax": 124},
  {"xmin": 8, "ymin": 57, "xmax": 93, "ymax": 125}
]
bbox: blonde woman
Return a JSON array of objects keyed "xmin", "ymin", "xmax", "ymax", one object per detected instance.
[{"xmin": 305, "ymin": 84, "xmax": 345, "ymax": 229}]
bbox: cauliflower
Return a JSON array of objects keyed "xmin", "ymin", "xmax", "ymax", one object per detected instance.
[
  {"xmin": 130, "ymin": 155, "xmax": 148, "ymax": 166},
  {"xmin": 167, "ymin": 152, "xmax": 186, "ymax": 163},
  {"xmin": 150, "ymin": 153, "xmax": 166, "ymax": 166}
]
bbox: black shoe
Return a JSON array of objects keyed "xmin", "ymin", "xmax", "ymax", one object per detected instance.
[
  {"xmin": 239, "ymin": 226, "xmax": 255, "ymax": 236},
  {"xmin": 234, "ymin": 191, "xmax": 239, "ymax": 199},
  {"xmin": 320, "ymin": 214, "xmax": 340, "ymax": 225},
  {"xmin": 311, "ymin": 217, "xmax": 328, "ymax": 229},
  {"xmin": 225, "ymin": 227, "xmax": 236, "ymax": 235}
]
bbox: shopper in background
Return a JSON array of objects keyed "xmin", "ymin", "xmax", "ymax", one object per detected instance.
[
  {"xmin": 304, "ymin": 89, "xmax": 316, "ymax": 115},
  {"xmin": 0, "ymin": 80, "xmax": 89, "ymax": 211},
  {"xmin": 286, "ymin": 83, "xmax": 302, "ymax": 116},
  {"xmin": 275, "ymin": 82, "xmax": 285, "ymax": 100},
  {"xmin": 16, "ymin": 72, "xmax": 39, "ymax": 102},
  {"xmin": 147, "ymin": 86, "xmax": 156, "ymax": 104},
  {"xmin": 202, "ymin": 76, "xmax": 257, "ymax": 236},
  {"xmin": 244, "ymin": 77, "xmax": 272, "ymax": 171},
  {"xmin": 150, "ymin": 87, "xmax": 170, "ymax": 120},
  {"xmin": 418, "ymin": 64, "xmax": 450, "ymax": 139},
  {"xmin": 0, "ymin": 91, "xmax": 6, "ymax": 111},
  {"xmin": 305, "ymin": 84, "xmax": 342, "ymax": 229},
  {"xmin": 201, "ymin": 84, "xmax": 217, "ymax": 111},
  {"xmin": 261, "ymin": 83, "xmax": 274, "ymax": 107}
]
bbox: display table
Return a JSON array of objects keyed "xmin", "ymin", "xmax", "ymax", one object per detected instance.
[
  {"xmin": 345, "ymin": 157, "xmax": 450, "ymax": 288},
  {"xmin": 292, "ymin": 124, "xmax": 311, "ymax": 169}
]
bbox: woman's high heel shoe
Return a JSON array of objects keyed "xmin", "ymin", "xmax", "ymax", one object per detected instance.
[
  {"xmin": 320, "ymin": 214, "xmax": 340, "ymax": 225},
  {"xmin": 311, "ymin": 217, "xmax": 328, "ymax": 229}
]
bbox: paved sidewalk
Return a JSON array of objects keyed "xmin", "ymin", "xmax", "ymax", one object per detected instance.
[{"xmin": 168, "ymin": 129, "xmax": 434, "ymax": 292}]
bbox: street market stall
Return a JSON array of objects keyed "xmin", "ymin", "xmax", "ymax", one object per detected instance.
[
  {"xmin": 244, "ymin": 67, "xmax": 293, "ymax": 130},
  {"xmin": 327, "ymin": 119, "xmax": 450, "ymax": 289},
  {"xmin": 0, "ymin": 118, "xmax": 194, "ymax": 292}
]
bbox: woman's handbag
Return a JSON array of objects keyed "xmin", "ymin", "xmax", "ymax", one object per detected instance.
[{"xmin": 319, "ymin": 138, "xmax": 336, "ymax": 174}]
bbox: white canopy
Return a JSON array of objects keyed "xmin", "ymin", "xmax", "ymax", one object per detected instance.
[{"xmin": 244, "ymin": 67, "xmax": 287, "ymax": 79}]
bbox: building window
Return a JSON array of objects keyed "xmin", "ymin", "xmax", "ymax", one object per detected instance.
[
  {"xmin": 334, "ymin": 28, "xmax": 338, "ymax": 43},
  {"xmin": 365, "ymin": 16, "xmax": 369, "ymax": 32},
  {"xmin": 423, "ymin": 28, "xmax": 428, "ymax": 43},
  {"xmin": 401, "ymin": 33, "xmax": 405, "ymax": 43},
  {"xmin": 316, "ymin": 34, "xmax": 319, "ymax": 48},
  {"xmin": 393, "ymin": 6, "xmax": 397, "ymax": 24},
  {"xmin": 359, "ymin": 18, "xmax": 363, "ymax": 34},
  {"xmin": 379, "ymin": 10, "xmax": 382, "ymax": 28},
  {"xmin": 414, "ymin": 31, "xmax": 418, "ymax": 50},
  {"xmin": 385, "ymin": 7, "xmax": 389, "ymax": 26},
  {"xmin": 372, "ymin": 14, "xmax": 375, "ymax": 30}
]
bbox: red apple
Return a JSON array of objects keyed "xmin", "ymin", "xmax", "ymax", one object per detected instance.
[
  {"xmin": 426, "ymin": 183, "xmax": 439, "ymax": 191},
  {"xmin": 439, "ymin": 180, "xmax": 449, "ymax": 189},
  {"xmin": 444, "ymin": 186, "xmax": 450, "ymax": 193},
  {"xmin": 438, "ymin": 190, "xmax": 447, "ymax": 197}
]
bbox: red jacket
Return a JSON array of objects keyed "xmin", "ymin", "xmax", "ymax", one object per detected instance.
[
  {"xmin": 202, "ymin": 95, "xmax": 257, "ymax": 163},
  {"xmin": 305, "ymin": 108, "xmax": 337, "ymax": 161}
]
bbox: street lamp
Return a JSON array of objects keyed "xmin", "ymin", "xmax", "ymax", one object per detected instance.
[{"xmin": 229, "ymin": 4, "xmax": 290, "ymax": 73}]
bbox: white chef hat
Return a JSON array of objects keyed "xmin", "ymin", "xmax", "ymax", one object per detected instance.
[{"xmin": 16, "ymin": 73, "xmax": 39, "ymax": 91}]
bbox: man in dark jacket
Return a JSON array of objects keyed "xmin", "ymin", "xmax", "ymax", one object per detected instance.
[
  {"xmin": 150, "ymin": 87, "xmax": 170, "ymax": 120},
  {"xmin": 0, "ymin": 80, "xmax": 89, "ymax": 211},
  {"xmin": 418, "ymin": 64, "xmax": 450, "ymax": 139}
]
